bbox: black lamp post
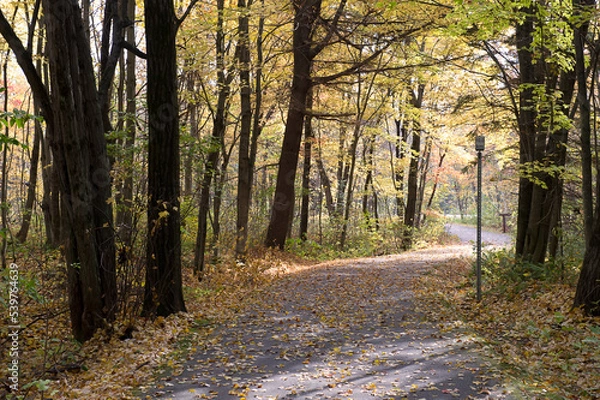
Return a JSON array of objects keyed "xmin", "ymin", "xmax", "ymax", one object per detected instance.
[{"xmin": 475, "ymin": 136, "xmax": 485, "ymax": 302}]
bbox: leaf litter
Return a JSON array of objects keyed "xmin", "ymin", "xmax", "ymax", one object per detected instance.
[
  {"xmin": 413, "ymin": 254, "xmax": 600, "ymax": 399},
  {"xmin": 28, "ymin": 243, "xmax": 597, "ymax": 399},
  {"xmin": 137, "ymin": 245, "xmax": 512, "ymax": 399}
]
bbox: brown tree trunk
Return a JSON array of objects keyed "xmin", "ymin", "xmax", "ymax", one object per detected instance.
[
  {"xmin": 573, "ymin": 0, "xmax": 599, "ymax": 315},
  {"xmin": 43, "ymin": 0, "xmax": 117, "ymax": 341},
  {"xmin": 299, "ymin": 89, "xmax": 313, "ymax": 241},
  {"xmin": 402, "ymin": 83, "xmax": 424, "ymax": 250},
  {"xmin": 265, "ymin": 0, "xmax": 323, "ymax": 248},
  {"xmin": 514, "ymin": 4, "xmax": 539, "ymax": 259},
  {"xmin": 235, "ymin": 0, "xmax": 253, "ymax": 259},
  {"xmin": 143, "ymin": 0, "xmax": 186, "ymax": 317}
]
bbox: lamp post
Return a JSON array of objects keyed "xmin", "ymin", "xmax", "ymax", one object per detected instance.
[{"xmin": 475, "ymin": 136, "xmax": 485, "ymax": 302}]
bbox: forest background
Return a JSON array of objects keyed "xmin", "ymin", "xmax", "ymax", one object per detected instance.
[{"xmin": 1, "ymin": 0, "xmax": 600, "ymax": 398}]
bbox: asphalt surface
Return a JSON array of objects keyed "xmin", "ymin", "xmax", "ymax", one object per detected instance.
[
  {"xmin": 140, "ymin": 247, "xmax": 514, "ymax": 400},
  {"xmin": 445, "ymin": 224, "xmax": 513, "ymax": 247}
]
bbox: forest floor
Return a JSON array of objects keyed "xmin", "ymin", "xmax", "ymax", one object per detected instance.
[
  {"xmin": 137, "ymin": 245, "xmax": 514, "ymax": 400},
  {"xmin": 7, "ymin": 228, "xmax": 599, "ymax": 399}
]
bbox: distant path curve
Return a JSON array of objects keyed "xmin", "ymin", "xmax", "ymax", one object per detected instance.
[{"xmin": 445, "ymin": 223, "xmax": 513, "ymax": 247}]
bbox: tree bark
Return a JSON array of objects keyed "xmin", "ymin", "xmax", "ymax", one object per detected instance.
[
  {"xmin": 42, "ymin": 0, "xmax": 117, "ymax": 341},
  {"xmin": 514, "ymin": 4, "xmax": 539, "ymax": 259},
  {"xmin": 143, "ymin": 0, "xmax": 186, "ymax": 317},
  {"xmin": 299, "ymin": 88, "xmax": 313, "ymax": 241},
  {"xmin": 573, "ymin": 0, "xmax": 599, "ymax": 316},
  {"xmin": 235, "ymin": 0, "xmax": 253, "ymax": 259},
  {"xmin": 265, "ymin": 0, "xmax": 323, "ymax": 248},
  {"xmin": 575, "ymin": 230, "xmax": 600, "ymax": 316},
  {"xmin": 402, "ymin": 83, "xmax": 424, "ymax": 250},
  {"xmin": 574, "ymin": 0, "xmax": 595, "ymax": 243}
]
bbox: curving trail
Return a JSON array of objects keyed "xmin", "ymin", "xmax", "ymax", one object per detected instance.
[
  {"xmin": 445, "ymin": 223, "xmax": 513, "ymax": 247},
  {"xmin": 141, "ymin": 247, "xmax": 514, "ymax": 399}
]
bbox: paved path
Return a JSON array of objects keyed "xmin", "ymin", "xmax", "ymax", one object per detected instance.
[
  {"xmin": 445, "ymin": 224, "xmax": 512, "ymax": 247},
  {"xmin": 140, "ymin": 247, "xmax": 513, "ymax": 399}
]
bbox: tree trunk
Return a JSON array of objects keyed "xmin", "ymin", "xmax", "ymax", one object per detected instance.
[
  {"xmin": 1, "ymin": 55, "xmax": 9, "ymax": 268},
  {"xmin": 143, "ymin": 0, "xmax": 186, "ymax": 317},
  {"xmin": 575, "ymin": 0, "xmax": 595, "ymax": 244},
  {"xmin": 41, "ymin": 131, "xmax": 61, "ymax": 248},
  {"xmin": 514, "ymin": 4, "xmax": 539, "ymax": 259},
  {"xmin": 299, "ymin": 89, "xmax": 313, "ymax": 241},
  {"xmin": 265, "ymin": 0, "xmax": 322, "ymax": 248},
  {"xmin": 416, "ymin": 134, "xmax": 432, "ymax": 228},
  {"xmin": 16, "ymin": 24, "xmax": 45, "ymax": 244},
  {"xmin": 573, "ymin": 0, "xmax": 599, "ymax": 315},
  {"xmin": 235, "ymin": 0, "xmax": 253, "ymax": 259},
  {"xmin": 15, "ymin": 116, "xmax": 41, "ymax": 243},
  {"xmin": 116, "ymin": 0, "xmax": 136, "ymax": 246},
  {"xmin": 43, "ymin": 0, "xmax": 117, "ymax": 341},
  {"xmin": 575, "ymin": 177, "xmax": 600, "ymax": 315},
  {"xmin": 394, "ymin": 119, "xmax": 408, "ymax": 217},
  {"xmin": 362, "ymin": 135, "xmax": 378, "ymax": 231},
  {"xmin": 402, "ymin": 83, "xmax": 424, "ymax": 250},
  {"xmin": 335, "ymin": 125, "xmax": 349, "ymax": 218},
  {"xmin": 194, "ymin": 0, "xmax": 231, "ymax": 275}
]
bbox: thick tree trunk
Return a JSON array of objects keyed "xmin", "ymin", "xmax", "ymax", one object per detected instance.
[
  {"xmin": 575, "ymin": 224, "xmax": 600, "ymax": 316},
  {"xmin": 514, "ymin": 5, "xmax": 538, "ymax": 259},
  {"xmin": 573, "ymin": 0, "xmax": 599, "ymax": 315},
  {"xmin": 265, "ymin": 0, "xmax": 322, "ymax": 248},
  {"xmin": 575, "ymin": 0, "xmax": 595, "ymax": 243},
  {"xmin": 43, "ymin": 0, "xmax": 117, "ymax": 341},
  {"xmin": 143, "ymin": 0, "xmax": 186, "ymax": 317}
]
